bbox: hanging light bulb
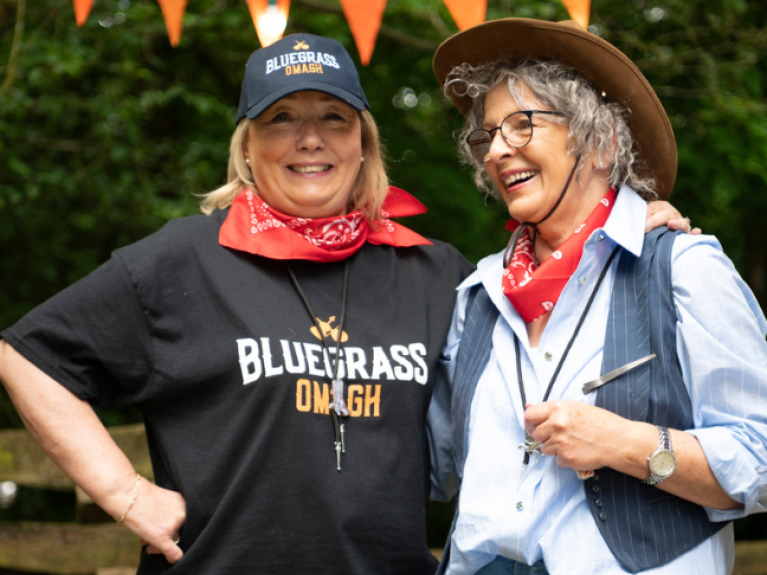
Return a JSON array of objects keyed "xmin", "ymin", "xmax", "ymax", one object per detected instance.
[{"xmin": 258, "ymin": 0, "xmax": 286, "ymax": 37}]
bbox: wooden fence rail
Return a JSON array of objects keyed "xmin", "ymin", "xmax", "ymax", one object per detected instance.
[{"xmin": 0, "ymin": 425, "xmax": 765, "ymax": 574}]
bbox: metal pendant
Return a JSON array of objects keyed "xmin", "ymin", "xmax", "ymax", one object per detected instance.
[
  {"xmin": 518, "ymin": 434, "xmax": 543, "ymax": 459},
  {"xmin": 331, "ymin": 379, "xmax": 350, "ymax": 417}
]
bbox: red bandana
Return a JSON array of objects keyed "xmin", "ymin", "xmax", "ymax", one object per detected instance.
[
  {"xmin": 502, "ymin": 188, "xmax": 617, "ymax": 322},
  {"xmin": 219, "ymin": 187, "xmax": 432, "ymax": 262}
]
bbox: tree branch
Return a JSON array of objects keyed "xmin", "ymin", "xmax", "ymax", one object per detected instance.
[{"xmin": 0, "ymin": 0, "xmax": 26, "ymax": 97}]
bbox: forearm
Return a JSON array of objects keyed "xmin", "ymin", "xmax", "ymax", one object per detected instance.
[
  {"xmin": 608, "ymin": 419, "xmax": 742, "ymax": 510},
  {"xmin": 0, "ymin": 340, "xmax": 138, "ymax": 518}
]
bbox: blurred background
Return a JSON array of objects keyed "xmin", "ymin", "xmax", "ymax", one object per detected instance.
[{"xmin": 0, "ymin": 0, "xmax": 766, "ymax": 568}]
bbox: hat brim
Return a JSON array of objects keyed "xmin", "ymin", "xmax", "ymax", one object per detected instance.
[
  {"xmin": 433, "ymin": 18, "xmax": 676, "ymax": 199},
  {"xmin": 241, "ymin": 82, "xmax": 368, "ymax": 122}
]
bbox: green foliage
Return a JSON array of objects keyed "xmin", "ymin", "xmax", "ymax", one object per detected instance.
[
  {"xmin": 0, "ymin": 0, "xmax": 763, "ymax": 387},
  {"xmin": 0, "ymin": 0, "xmax": 765, "ymax": 543}
]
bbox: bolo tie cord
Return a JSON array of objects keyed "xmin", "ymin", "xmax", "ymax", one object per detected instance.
[{"xmin": 286, "ymin": 259, "xmax": 350, "ymax": 471}]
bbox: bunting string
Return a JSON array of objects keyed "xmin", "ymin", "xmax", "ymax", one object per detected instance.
[{"xmin": 68, "ymin": 0, "xmax": 589, "ymax": 59}]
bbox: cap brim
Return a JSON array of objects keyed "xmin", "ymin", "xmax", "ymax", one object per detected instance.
[
  {"xmin": 433, "ymin": 18, "xmax": 676, "ymax": 199},
  {"xmin": 243, "ymin": 82, "xmax": 368, "ymax": 121}
]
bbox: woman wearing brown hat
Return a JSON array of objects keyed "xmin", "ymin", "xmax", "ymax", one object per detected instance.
[
  {"xmin": 428, "ymin": 18, "xmax": 767, "ymax": 575},
  {"xmin": 0, "ymin": 31, "xmax": 691, "ymax": 575}
]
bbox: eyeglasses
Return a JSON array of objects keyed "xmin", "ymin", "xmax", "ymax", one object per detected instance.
[{"xmin": 466, "ymin": 110, "xmax": 566, "ymax": 163}]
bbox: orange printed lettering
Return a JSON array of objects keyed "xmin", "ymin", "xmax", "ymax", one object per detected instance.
[
  {"xmin": 348, "ymin": 384, "xmax": 364, "ymax": 417},
  {"xmin": 313, "ymin": 381, "xmax": 330, "ymax": 414},
  {"xmin": 364, "ymin": 384, "xmax": 381, "ymax": 417},
  {"xmin": 296, "ymin": 379, "xmax": 311, "ymax": 412}
]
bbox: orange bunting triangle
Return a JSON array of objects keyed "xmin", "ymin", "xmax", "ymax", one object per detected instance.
[
  {"xmin": 72, "ymin": 0, "xmax": 94, "ymax": 26},
  {"xmin": 561, "ymin": 0, "xmax": 591, "ymax": 29},
  {"xmin": 338, "ymin": 0, "xmax": 387, "ymax": 66},
  {"xmin": 246, "ymin": 0, "xmax": 291, "ymax": 47},
  {"xmin": 156, "ymin": 0, "xmax": 187, "ymax": 47},
  {"xmin": 443, "ymin": 0, "xmax": 486, "ymax": 30}
]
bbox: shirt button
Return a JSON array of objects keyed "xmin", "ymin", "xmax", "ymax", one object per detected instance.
[
  {"xmin": 516, "ymin": 501, "xmax": 524, "ymax": 510},
  {"xmin": 594, "ymin": 499, "xmax": 603, "ymax": 508},
  {"xmin": 578, "ymin": 277, "xmax": 586, "ymax": 285},
  {"xmin": 592, "ymin": 485, "xmax": 600, "ymax": 493},
  {"xmin": 599, "ymin": 512, "xmax": 607, "ymax": 521},
  {"xmin": 544, "ymin": 352, "xmax": 553, "ymax": 361},
  {"xmin": 599, "ymin": 234, "xmax": 605, "ymax": 241}
]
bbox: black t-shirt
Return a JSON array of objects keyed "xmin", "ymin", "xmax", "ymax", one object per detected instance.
[{"xmin": 2, "ymin": 209, "xmax": 473, "ymax": 574}]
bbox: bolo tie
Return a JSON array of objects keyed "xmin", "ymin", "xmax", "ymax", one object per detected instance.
[
  {"xmin": 514, "ymin": 245, "xmax": 620, "ymax": 487},
  {"xmin": 286, "ymin": 259, "xmax": 350, "ymax": 471},
  {"xmin": 496, "ymin": 152, "xmax": 620, "ymax": 486}
]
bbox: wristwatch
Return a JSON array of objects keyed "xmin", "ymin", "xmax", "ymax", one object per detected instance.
[{"xmin": 644, "ymin": 426, "xmax": 677, "ymax": 486}]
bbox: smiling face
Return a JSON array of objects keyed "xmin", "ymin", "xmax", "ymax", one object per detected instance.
[
  {"xmin": 244, "ymin": 91, "xmax": 363, "ymax": 219},
  {"xmin": 483, "ymin": 82, "xmax": 609, "ymax": 230}
]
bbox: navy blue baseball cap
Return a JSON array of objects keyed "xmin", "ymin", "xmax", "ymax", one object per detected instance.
[{"xmin": 236, "ymin": 33, "xmax": 370, "ymax": 123}]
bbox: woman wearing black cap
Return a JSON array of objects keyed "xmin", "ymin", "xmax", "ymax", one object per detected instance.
[
  {"xmin": 427, "ymin": 18, "xmax": 767, "ymax": 575},
  {"xmin": 0, "ymin": 32, "xmax": 691, "ymax": 574}
]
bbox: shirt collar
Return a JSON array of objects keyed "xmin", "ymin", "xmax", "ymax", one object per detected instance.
[
  {"xmin": 601, "ymin": 185, "xmax": 646, "ymax": 257},
  {"xmin": 457, "ymin": 185, "xmax": 648, "ymax": 294}
]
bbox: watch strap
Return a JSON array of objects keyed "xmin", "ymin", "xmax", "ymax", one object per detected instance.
[{"xmin": 643, "ymin": 426, "xmax": 674, "ymax": 486}]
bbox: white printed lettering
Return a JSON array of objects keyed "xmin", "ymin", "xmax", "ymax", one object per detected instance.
[
  {"xmin": 345, "ymin": 347, "xmax": 370, "ymax": 380},
  {"xmin": 390, "ymin": 345, "xmax": 414, "ymax": 381},
  {"xmin": 409, "ymin": 343, "xmax": 428, "ymax": 385},
  {"xmin": 260, "ymin": 337, "xmax": 284, "ymax": 377},
  {"xmin": 371, "ymin": 346, "xmax": 395, "ymax": 380},
  {"xmin": 303, "ymin": 342, "xmax": 326, "ymax": 377},
  {"xmin": 322, "ymin": 349, "xmax": 346, "ymax": 380},
  {"xmin": 237, "ymin": 338, "xmax": 262, "ymax": 384},
  {"xmin": 281, "ymin": 340, "xmax": 306, "ymax": 374}
]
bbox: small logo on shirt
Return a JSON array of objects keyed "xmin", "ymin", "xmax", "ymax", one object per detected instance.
[{"xmin": 310, "ymin": 316, "xmax": 349, "ymax": 343}]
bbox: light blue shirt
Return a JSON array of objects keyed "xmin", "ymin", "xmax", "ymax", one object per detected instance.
[{"xmin": 429, "ymin": 187, "xmax": 767, "ymax": 575}]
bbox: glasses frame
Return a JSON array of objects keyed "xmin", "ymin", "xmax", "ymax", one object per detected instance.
[{"xmin": 466, "ymin": 110, "xmax": 566, "ymax": 164}]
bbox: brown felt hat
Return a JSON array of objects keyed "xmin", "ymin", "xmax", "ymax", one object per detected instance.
[{"xmin": 433, "ymin": 18, "xmax": 676, "ymax": 199}]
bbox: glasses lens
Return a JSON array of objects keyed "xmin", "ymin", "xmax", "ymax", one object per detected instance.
[
  {"xmin": 501, "ymin": 112, "xmax": 534, "ymax": 148},
  {"xmin": 467, "ymin": 130, "xmax": 492, "ymax": 163}
]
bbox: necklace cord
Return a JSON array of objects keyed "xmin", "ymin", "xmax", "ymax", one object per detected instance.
[
  {"xmin": 286, "ymin": 260, "xmax": 351, "ymax": 451},
  {"xmin": 514, "ymin": 244, "xmax": 621, "ymax": 466},
  {"xmin": 541, "ymin": 245, "xmax": 620, "ymax": 403}
]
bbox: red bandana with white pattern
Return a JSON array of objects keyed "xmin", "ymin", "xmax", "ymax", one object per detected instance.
[
  {"xmin": 502, "ymin": 188, "xmax": 617, "ymax": 322},
  {"xmin": 219, "ymin": 187, "xmax": 432, "ymax": 262}
]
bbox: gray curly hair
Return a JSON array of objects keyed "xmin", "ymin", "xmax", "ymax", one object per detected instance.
[{"xmin": 445, "ymin": 59, "xmax": 658, "ymax": 202}]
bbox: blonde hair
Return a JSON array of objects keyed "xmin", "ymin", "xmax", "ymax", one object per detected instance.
[{"xmin": 200, "ymin": 110, "xmax": 389, "ymax": 224}]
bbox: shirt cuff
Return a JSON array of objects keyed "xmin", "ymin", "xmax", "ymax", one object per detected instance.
[{"xmin": 688, "ymin": 426, "xmax": 763, "ymax": 521}]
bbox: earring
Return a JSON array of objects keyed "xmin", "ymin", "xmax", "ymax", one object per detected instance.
[
  {"xmin": 245, "ymin": 158, "xmax": 250, "ymax": 164},
  {"xmin": 598, "ymin": 161, "xmax": 604, "ymax": 169},
  {"xmin": 360, "ymin": 157, "xmax": 365, "ymax": 162}
]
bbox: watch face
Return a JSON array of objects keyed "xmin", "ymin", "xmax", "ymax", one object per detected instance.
[{"xmin": 650, "ymin": 450, "xmax": 677, "ymax": 477}]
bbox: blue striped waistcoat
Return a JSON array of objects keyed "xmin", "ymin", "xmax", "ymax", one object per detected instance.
[{"xmin": 439, "ymin": 228, "xmax": 727, "ymax": 574}]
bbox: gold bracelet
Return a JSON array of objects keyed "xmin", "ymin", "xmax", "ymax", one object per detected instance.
[{"xmin": 117, "ymin": 473, "xmax": 141, "ymax": 525}]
